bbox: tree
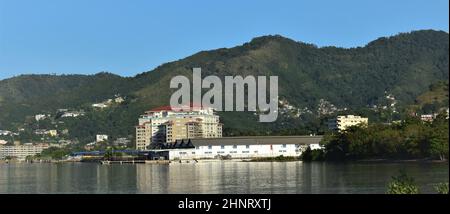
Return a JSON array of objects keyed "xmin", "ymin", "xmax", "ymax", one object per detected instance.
[
  {"xmin": 301, "ymin": 146, "xmax": 325, "ymax": 161},
  {"xmin": 434, "ymin": 183, "xmax": 449, "ymax": 194},
  {"xmin": 104, "ymin": 149, "xmax": 113, "ymax": 160},
  {"xmin": 301, "ymin": 147, "xmax": 313, "ymax": 161},
  {"xmin": 39, "ymin": 147, "xmax": 70, "ymax": 160},
  {"xmin": 386, "ymin": 171, "xmax": 419, "ymax": 194},
  {"xmin": 428, "ymin": 114, "xmax": 449, "ymax": 160}
]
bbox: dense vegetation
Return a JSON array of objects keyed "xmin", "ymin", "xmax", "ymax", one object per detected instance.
[
  {"xmin": 386, "ymin": 171, "xmax": 420, "ymax": 194},
  {"xmin": 36, "ymin": 147, "xmax": 72, "ymax": 160},
  {"xmin": 412, "ymin": 81, "xmax": 449, "ymax": 114},
  {"xmin": 386, "ymin": 170, "xmax": 449, "ymax": 194},
  {"xmin": 0, "ymin": 30, "xmax": 448, "ymax": 144},
  {"xmin": 321, "ymin": 113, "xmax": 449, "ymax": 161},
  {"xmin": 301, "ymin": 147, "xmax": 325, "ymax": 161}
]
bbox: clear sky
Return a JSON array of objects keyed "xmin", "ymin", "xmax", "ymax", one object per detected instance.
[{"xmin": 0, "ymin": 0, "xmax": 448, "ymax": 80}]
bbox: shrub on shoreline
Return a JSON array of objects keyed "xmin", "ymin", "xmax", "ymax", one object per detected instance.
[{"xmin": 386, "ymin": 170, "xmax": 420, "ymax": 194}]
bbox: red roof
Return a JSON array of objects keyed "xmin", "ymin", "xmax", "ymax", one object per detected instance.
[
  {"xmin": 148, "ymin": 105, "xmax": 173, "ymax": 112},
  {"xmin": 148, "ymin": 102, "xmax": 208, "ymax": 112}
]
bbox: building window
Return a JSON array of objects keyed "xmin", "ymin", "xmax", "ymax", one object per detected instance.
[
  {"xmin": 282, "ymin": 144, "xmax": 287, "ymax": 148},
  {"xmin": 246, "ymin": 145, "xmax": 250, "ymax": 149},
  {"xmin": 221, "ymin": 145, "xmax": 225, "ymax": 149},
  {"xmin": 233, "ymin": 145, "xmax": 237, "ymax": 149},
  {"xmin": 208, "ymin": 145, "xmax": 212, "ymax": 149}
]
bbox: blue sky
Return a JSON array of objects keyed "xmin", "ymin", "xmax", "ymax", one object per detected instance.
[{"xmin": 0, "ymin": 0, "xmax": 448, "ymax": 80}]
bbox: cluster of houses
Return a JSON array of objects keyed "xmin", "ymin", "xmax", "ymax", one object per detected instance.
[
  {"xmin": 0, "ymin": 130, "xmax": 13, "ymax": 136},
  {"xmin": 0, "ymin": 130, "xmax": 19, "ymax": 137},
  {"xmin": 35, "ymin": 114, "xmax": 51, "ymax": 121},
  {"xmin": 58, "ymin": 109, "xmax": 85, "ymax": 118},
  {"xmin": 418, "ymin": 109, "xmax": 449, "ymax": 122},
  {"xmin": 84, "ymin": 134, "xmax": 131, "ymax": 150},
  {"xmin": 34, "ymin": 129, "xmax": 58, "ymax": 137},
  {"xmin": 92, "ymin": 95, "xmax": 125, "ymax": 109}
]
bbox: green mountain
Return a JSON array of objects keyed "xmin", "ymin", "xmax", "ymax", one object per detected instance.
[
  {"xmin": 416, "ymin": 81, "xmax": 449, "ymax": 106},
  {"xmin": 0, "ymin": 30, "xmax": 448, "ymax": 143},
  {"xmin": 411, "ymin": 81, "xmax": 449, "ymax": 114}
]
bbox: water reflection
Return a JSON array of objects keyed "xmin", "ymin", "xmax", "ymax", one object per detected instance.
[{"xmin": 0, "ymin": 161, "xmax": 448, "ymax": 194}]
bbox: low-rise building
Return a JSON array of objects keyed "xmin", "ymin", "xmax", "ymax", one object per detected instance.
[
  {"xmin": 0, "ymin": 130, "xmax": 11, "ymax": 136},
  {"xmin": 0, "ymin": 144, "xmax": 49, "ymax": 160},
  {"xmin": 84, "ymin": 142, "xmax": 96, "ymax": 150},
  {"xmin": 34, "ymin": 129, "xmax": 57, "ymax": 136},
  {"xmin": 35, "ymin": 114, "xmax": 50, "ymax": 121},
  {"xmin": 114, "ymin": 96, "xmax": 125, "ymax": 103},
  {"xmin": 96, "ymin": 134, "xmax": 109, "ymax": 143},
  {"xmin": 61, "ymin": 111, "xmax": 85, "ymax": 118},
  {"xmin": 420, "ymin": 114, "xmax": 435, "ymax": 122},
  {"xmin": 47, "ymin": 130, "xmax": 58, "ymax": 137},
  {"xmin": 328, "ymin": 115, "xmax": 368, "ymax": 131},
  {"xmin": 113, "ymin": 138, "xmax": 131, "ymax": 147},
  {"xmin": 147, "ymin": 136, "xmax": 323, "ymax": 160},
  {"xmin": 34, "ymin": 129, "xmax": 47, "ymax": 135},
  {"xmin": 92, "ymin": 103, "xmax": 109, "ymax": 109}
]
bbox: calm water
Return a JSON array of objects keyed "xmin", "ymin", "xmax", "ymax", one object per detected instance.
[{"xmin": 0, "ymin": 161, "xmax": 448, "ymax": 194}]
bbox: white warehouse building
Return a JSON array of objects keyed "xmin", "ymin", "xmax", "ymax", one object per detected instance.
[{"xmin": 148, "ymin": 136, "xmax": 323, "ymax": 160}]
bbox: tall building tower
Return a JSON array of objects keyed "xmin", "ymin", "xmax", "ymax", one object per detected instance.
[{"xmin": 135, "ymin": 104, "xmax": 222, "ymax": 150}]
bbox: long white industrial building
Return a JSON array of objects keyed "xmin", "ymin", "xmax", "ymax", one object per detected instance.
[{"xmin": 147, "ymin": 135, "xmax": 323, "ymax": 160}]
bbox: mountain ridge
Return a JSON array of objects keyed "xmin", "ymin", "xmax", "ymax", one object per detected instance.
[
  {"xmin": 0, "ymin": 29, "xmax": 448, "ymax": 141},
  {"xmin": 1, "ymin": 29, "xmax": 446, "ymax": 81}
]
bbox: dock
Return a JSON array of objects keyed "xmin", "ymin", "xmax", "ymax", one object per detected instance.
[
  {"xmin": 100, "ymin": 160, "xmax": 145, "ymax": 165},
  {"xmin": 145, "ymin": 160, "xmax": 171, "ymax": 164}
]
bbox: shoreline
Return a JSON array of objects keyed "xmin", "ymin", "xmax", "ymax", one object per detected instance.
[
  {"xmin": 355, "ymin": 158, "xmax": 449, "ymax": 164},
  {"xmin": 2, "ymin": 158, "xmax": 448, "ymax": 165}
]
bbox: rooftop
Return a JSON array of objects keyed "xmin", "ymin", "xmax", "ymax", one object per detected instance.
[
  {"xmin": 147, "ymin": 102, "xmax": 210, "ymax": 112},
  {"xmin": 151, "ymin": 135, "xmax": 323, "ymax": 149}
]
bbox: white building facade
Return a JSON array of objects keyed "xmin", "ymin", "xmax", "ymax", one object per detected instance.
[
  {"xmin": 148, "ymin": 136, "xmax": 323, "ymax": 160},
  {"xmin": 0, "ymin": 144, "xmax": 49, "ymax": 160},
  {"xmin": 166, "ymin": 144, "xmax": 301, "ymax": 160},
  {"xmin": 96, "ymin": 134, "xmax": 109, "ymax": 143},
  {"xmin": 328, "ymin": 115, "xmax": 368, "ymax": 131}
]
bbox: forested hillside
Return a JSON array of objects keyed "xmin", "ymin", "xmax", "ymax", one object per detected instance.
[{"xmin": 0, "ymin": 30, "xmax": 448, "ymax": 143}]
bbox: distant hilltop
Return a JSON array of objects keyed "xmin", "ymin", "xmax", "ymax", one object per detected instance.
[{"xmin": 0, "ymin": 30, "xmax": 448, "ymax": 140}]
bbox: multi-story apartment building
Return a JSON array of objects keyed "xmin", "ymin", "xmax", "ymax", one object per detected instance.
[
  {"xmin": 135, "ymin": 105, "xmax": 223, "ymax": 150},
  {"xmin": 162, "ymin": 118, "xmax": 204, "ymax": 143},
  {"xmin": 136, "ymin": 122, "xmax": 152, "ymax": 150},
  {"xmin": 0, "ymin": 143, "xmax": 49, "ymax": 160},
  {"xmin": 328, "ymin": 115, "xmax": 368, "ymax": 131}
]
